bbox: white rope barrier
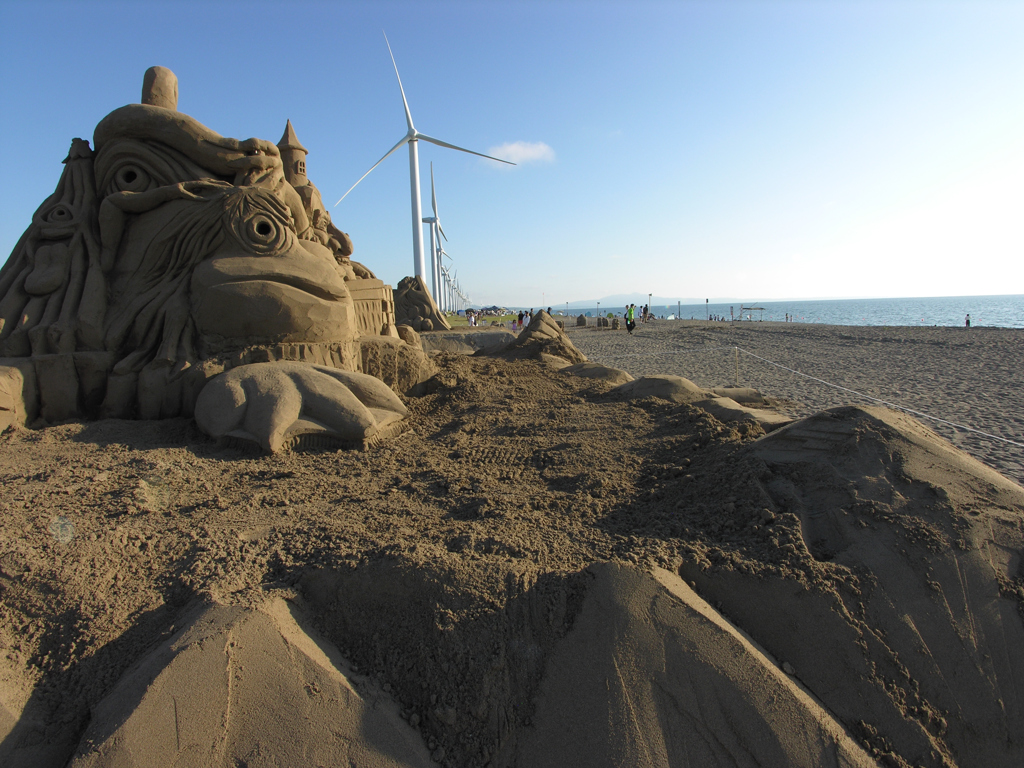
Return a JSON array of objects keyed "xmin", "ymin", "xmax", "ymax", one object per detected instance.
[
  {"xmin": 602, "ymin": 345, "xmax": 739, "ymax": 358},
  {"xmin": 583, "ymin": 340, "xmax": 1024, "ymax": 450},
  {"xmin": 732, "ymin": 347, "xmax": 1024, "ymax": 449}
]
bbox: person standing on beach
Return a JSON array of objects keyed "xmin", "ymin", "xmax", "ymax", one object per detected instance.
[
  {"xmin": 966, "ymin": 314, "xmax": 971, "ymax": 328},
  {"xmin": 626, "ymin": 304, "xmax": 636, "ymax": 334}
]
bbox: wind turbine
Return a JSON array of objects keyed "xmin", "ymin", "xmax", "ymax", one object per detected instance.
[
  {"xmin": 433, "ymin": 194, "xmax": 461, "ymax": 312},
  {"xmin": 440, "ymin": 263, "xmax": 453, "ymax": 312},
  {"xmin": 437, "ymin": 246, "xmax": 453, "ymax": 313},
  {"xmin": 335, "ymin": 32, "xmax": 515, "ymax": 286},
  {"xmin": 421, "ymin": 163, "xmax": 447, "ymax": 306}
]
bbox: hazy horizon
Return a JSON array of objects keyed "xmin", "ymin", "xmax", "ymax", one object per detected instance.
[{"xmin": 487, "ymin": 292, "xmax": 1024, "ymax": 310}]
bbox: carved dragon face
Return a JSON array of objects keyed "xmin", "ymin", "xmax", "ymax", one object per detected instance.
[
  {"xmin": 97, "ymin": 181, "xmax": 355, "ymax": 363},
  {"xmin": 0, "ymin": 106, "xmax": 358, "ymax": 370},
  {"xmin": 190, "ymin": 186, "xmax": 353, "ymax": 346}
]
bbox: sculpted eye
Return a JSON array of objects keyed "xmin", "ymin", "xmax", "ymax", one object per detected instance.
[
  {"xmin": 232, "ymin": 209, "xmax": 290, "ymax": 255},
  {"xmin": 224, "ymin": 188, "xmax": 293, "ymax": 254},
  {"xmin": 44, "ymin": 204, "xmax": 74, "ymax": 223},
  {"xmin": 114, "ymin": 164, "xmax": 149, "ymax": 192},
  {"xmin": 95, "ymin": 141, "xmax": 168, "ymax": 196},
  {"xmin": 247, "ymin": 215, "xmax": 277, "ymax": 243}
]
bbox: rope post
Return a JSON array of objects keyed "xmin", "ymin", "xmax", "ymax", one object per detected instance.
[{"xmin": 734, "ymin": 346, "xmax": 739, "ymax": 386}]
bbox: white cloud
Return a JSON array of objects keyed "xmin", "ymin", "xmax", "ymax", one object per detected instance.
[{"xmin": 487, "ymin": 141, "xmax": 555, "ymax": 165}]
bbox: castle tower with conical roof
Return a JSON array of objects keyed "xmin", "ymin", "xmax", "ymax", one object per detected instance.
[{"xmin": 277, "ymin": 120, "xmax": 308, "ymax": 187}]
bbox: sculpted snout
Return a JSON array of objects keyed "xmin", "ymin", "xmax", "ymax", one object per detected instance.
[{"xmin": 191, "ymin": 238, "xmax": 355, "ymax": 345}]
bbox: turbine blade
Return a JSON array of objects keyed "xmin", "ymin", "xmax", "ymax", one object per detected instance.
[
  {"xmin": 416, "ymin": 132, "xmax": 516, "ymax": 165},
  {"xmin": 334, "ymin": 135, "xmax": 409, "ymax": 206},
  {"xmin": 383, "ymin": 31, "xmax": 415, "ymax": 133},
  {"xmin": 438, "ymin": 221, "xmax": 447, "ymax": 241}
]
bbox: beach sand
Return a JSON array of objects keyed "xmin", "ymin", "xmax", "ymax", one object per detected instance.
[
  {"xmin": 1, "ymin": 319, "xmax": 1023, "ymax": 767},
  {"xmin": 567, "ymin": 320, "xmax": 1024, "ymax": 487}
]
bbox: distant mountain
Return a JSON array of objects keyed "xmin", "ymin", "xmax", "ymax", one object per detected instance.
[
  {"xmin": 589, "ymin": 295, "xmax": 703, "ymax": 308},
  {"xmin": 476, "ymin": 296, "xmax": 753, "ymax": 311},
  {"xmin": 562, "ymin": 295, "xmax": 722, "ymax": 309}
]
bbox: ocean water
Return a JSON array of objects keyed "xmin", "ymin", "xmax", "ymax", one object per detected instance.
[{"xmin": 567, "ymin": 295, "xmax": 1024, "ymax": 329}]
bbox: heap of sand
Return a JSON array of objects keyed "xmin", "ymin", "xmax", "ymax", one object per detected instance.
[{"xmin": 1, "ymin": 320, "xmax": 1022, "ymax": 767}]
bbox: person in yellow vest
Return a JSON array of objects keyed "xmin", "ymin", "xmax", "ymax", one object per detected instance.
[{"xmin": 626, "ymin": 304, "xmax": 636, "ymax": 334}]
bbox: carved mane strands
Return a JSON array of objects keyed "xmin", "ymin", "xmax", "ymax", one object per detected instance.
[{"xmin": 0, "ymin": 139, "xmax": 101, "ymax": 358}]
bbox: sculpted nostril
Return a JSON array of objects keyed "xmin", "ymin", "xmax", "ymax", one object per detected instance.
[{"xmin": 255, "ymin": 221, "xmax": 272, "ymax": 237}]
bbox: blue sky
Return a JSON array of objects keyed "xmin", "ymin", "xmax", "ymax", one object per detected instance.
[{"xmin": 1, "ymin": 0, "xmax": 1022, "ymax": 307}]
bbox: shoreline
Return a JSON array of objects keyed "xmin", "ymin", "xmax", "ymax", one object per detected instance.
[
  {"xmin": 565, "ymin": 321, "xmax": 1024, "ymax": 487},
  {"xmin": 561, "ymin": 317, "xmax": 1022, "ymax": 330}
]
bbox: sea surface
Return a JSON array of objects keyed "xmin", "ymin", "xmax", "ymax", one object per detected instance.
[{"xmin": 559, "ymin": 295, "xmax": 1024, "ymax": 329}]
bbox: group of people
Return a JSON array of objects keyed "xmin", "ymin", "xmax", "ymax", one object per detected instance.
[
  {"xmin": 511, "ymin": 309, "xmax": 534, "ymax": 331},
  {"xmin": 624, "ymin": 303, "xmax": 651, "ymax": 334}
]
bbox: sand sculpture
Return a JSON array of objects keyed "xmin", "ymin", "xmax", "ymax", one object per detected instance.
[
  {"xmin": 394, "ymin": 275, "xmax": 451, "ymax": 332},
  {"xmin": 496, "ymin": 310, "xmax": 587, "ymax": 367},
  {"xmin": 0, "ymin": 67, "xmax": 431, "ymax": 451},
  {"xmin": 613, "ymin": 374, "xmax": 792, "ymax": 431}
]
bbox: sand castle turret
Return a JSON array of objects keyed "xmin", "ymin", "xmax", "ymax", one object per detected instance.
[{"xmin": 277, "ymin": 119, "xmax": 308, "ymax": 187}]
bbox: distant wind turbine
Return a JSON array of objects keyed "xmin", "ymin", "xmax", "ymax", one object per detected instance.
[
  {"xmin": 421, "ymin": 163, "xmax": 447, "ymax": 306},
  {"xmin": 437, "ymin": 246, "xmax": 453, "ymax": 313},
  {"xmin": 335, "ymin": 32, "xmax": 514, "ymax": 286},
  {"xmin": 441, "ymin": 263, "xmax": 452, "ymax": 312},
  {"xmin": 441, "ymin": 263, "xmax": 467, "ymax": 312}
]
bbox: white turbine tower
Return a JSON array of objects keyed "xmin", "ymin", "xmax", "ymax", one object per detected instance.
[{"xmin": 335, "ymin": 33, "xmax": 514, "ymax": 287}]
